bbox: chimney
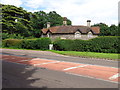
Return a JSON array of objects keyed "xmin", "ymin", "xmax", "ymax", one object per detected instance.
[
  {"xmin": 87, "ymin": 20, "xmax": 91, "ymax": 27},
  {"xmin": 47, "ymin": 22, "xmax": 50, "ymax": 28},
  {"xmin": 63, "ymin": 17, "xmax": 67, "ymax": 26}
]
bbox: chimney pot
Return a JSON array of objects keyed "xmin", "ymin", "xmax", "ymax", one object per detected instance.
[{"xmin": 87, "ymin": 20, "xmax": 91, "ymax": 27}]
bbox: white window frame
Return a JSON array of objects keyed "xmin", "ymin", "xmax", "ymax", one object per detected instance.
[
  {"xmin": 75, "ymin": 31, "xmax": 81, "ymax": 38},
  {"xmin": 87, "ymin": 31, "xmax": 93, "ymax": 38}
]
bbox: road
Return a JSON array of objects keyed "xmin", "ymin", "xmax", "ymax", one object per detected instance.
[{"xmin": 1, "ymin": 49, "xmax": 120, "ymax": 88}]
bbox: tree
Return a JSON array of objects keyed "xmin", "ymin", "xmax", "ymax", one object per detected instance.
[
  {"xmin": 92, "ymin": 23, "xmax": 118, "ymax": 36},
  {"xmin": 108, "ymin": 24, "xmax": 118, "ymax": 36},
  {"xmin": 47, "ymin": 11, "xmax": 71, "ymax": 27},
  {"xmin": 30, "ymin": 11, "xmax": 72, "ymax": 37},
  {"xmin": 1, "ymin": 4, "xmax": 72, "ymax": 38},
  {"xmin": 1, "ymin": 4, "xmax": 33, "ymax": 37}
]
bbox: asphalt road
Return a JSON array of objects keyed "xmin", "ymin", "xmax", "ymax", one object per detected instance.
[
  {"xmin": 2, "ymin": 49, "xmax": 119, "ymax": 67},
  {"xmin": 1, "ymin": 49, "xmax": 119, "ymax": 88}
]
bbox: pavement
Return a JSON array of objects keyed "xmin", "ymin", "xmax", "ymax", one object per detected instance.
[{"xmin": 1, "ymin": 49, "xmax": 120, "ymax": 88}]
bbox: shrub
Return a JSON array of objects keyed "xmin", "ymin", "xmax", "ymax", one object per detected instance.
[
  {"xmin": 53, "ymin": 36, "xmax": 119, "ymax": 53},
  {"xmin": 36, "ymin": 38, "xmax": 51, "ymax": 50},
  {"xmin": 2, "ymin": 37, "xmax": 51, "ymax": 50},
  {"xmin": 2, "ymin": 39, "xmax": 23, "ymax": 48},
  {"xmin": 21, "ymin": 39, "xmax": 37, "ymax": 49}
]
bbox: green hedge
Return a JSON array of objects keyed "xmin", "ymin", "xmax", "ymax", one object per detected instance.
[
  {"xmin": 2, "ymin": 39, "xmax": 23, "ymax": 48},
  {"xmin": 53, "ymin": 36, "xmax": 119, "ymax": 53},
  {"xmin": 2, "ymin": 38, "xmax": 51, "ymax": 50}
]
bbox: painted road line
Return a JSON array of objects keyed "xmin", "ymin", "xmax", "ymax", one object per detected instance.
[
  {"xmin": 66, "ymin": 72, "xmax": 119, "ymax": 84},
  {"xmin": 31, "ymin": 58, "xmax": 42, "ymax": 60},
  {"xmin": 109, "ymin": 73, "xmax": 120, "ymax": 80},
  {"xmin": 16, "ymin": 58, "xmax": 41, "ymax": 62},
  {"xmin": 33, "ymin": 61, "xmax": 61, "ymax": 66},
  {"xmin": 63, "ymin": 65, "xmax": 89, "ymax": 71},
  {"xmin": 16, "ymin": 60, "xmax": 31, "ymax": 62},
  {"xmin": 60, "ymin": 61, "xmax": 118, "ymax": 69}
]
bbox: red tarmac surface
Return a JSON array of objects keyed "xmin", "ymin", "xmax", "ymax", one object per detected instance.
[{"xmin": 2, "ymin": 54, "xmax": 120, "ymax": 83}]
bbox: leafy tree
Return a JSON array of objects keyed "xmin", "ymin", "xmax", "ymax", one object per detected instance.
[
  {"xmin": 30, "ymin": 11, "xmax": 47, "ymax": 37},
  {"xmin": 47, "ymin": 11, "xmax": 71, "ymax": 27},
  {"xmin": 1, "ymin": 4, "xmax": 72, "ymax": 38},
  {"xmin": 92, "ymin": 23, "xmax": 109, "ymax": 36},
  {"xmin": 108, "ymin": 24, "xmax": 118, "ymax": 36},
  {"xmin": 1, "ymin": 4, "xmax": 33, "ymax": 37},
  {"xmin": 92, "ymin": 23, "xmax": 118, "ymax": 36},
  {"xmin": 30, "ymin": 11, "xmax": 72, "ymax": 37}
]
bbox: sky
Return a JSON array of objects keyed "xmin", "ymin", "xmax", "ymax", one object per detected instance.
[{"xmin": 1, "ymin": 0, "xmax": 119, "ymax": 26}]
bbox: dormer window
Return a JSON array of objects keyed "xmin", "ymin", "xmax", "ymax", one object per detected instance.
[
  {"xmin": 88, "ymin": 31, "xmax": 93, "ymax": 38},
  {"xmin": 75, "ymin": 31, "xmax": 81, "ymax": 38}
]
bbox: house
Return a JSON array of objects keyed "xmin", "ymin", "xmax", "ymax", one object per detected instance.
[{"xmin": 41, "ymin": 17, "xmax": 100, "ymax": 40}]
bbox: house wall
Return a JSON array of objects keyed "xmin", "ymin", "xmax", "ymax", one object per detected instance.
[{"xmin": 42, "ymin": 33, "xmax": 98, "ymax": 40}]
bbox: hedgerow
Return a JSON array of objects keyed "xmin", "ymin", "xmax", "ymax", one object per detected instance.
[
  {"xmin": 53, "ymin": 36, "xmax": 119, "ymax": 53},
  {"xmin": 2, "ymin": 37, "xmax": 51, "ymax": 50}
]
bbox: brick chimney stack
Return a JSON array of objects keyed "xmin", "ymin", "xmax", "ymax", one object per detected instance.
[
  {"xmin": 47, "ymin": 22, "xmax": 50, "ymax": 28},
  {"xmin": 63, "ymin": 17, "xmax": 67, "ymax": 26},
  {"xmin": 87, "ymin": 20, "xmax": 91, "ymax": 27}
]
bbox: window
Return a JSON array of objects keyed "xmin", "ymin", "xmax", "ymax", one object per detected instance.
[
  {"xmin": 88, "ymin": 31, "xmax": 93, "ymax": 38},
  {"xmin": 75, "ymin": 31, "xmax": 81, "ymax": 38}
]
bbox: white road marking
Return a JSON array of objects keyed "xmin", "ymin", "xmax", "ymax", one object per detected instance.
[
  {"xmin": 63, "ymin": 65, "xmax": 89, "ymax": 71},
  {"xmin": 66, "ymin": 72, "xmax": 119, "ymax": 84},
  {"xmin": 16, "ymin": 58, "xmax": 42, "ymax": 62},
  {"xmin": 31, "ymin": 58, "xmax": 41, "ymax": 60},
  {"xmin": 33, "ymin": 61, "xmax": 61, "ymax": 66},
  {"xmin": 109, "ymin": 73, "xmax": 120, "ymax": 80},
  {"xmin": 16, "ymin": 60, "xmax": 30, "ymax": 62}
]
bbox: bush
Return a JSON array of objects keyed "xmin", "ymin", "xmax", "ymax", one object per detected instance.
[
  {"xmin": 2, "ymin": 37, "xmax": 51, "ymax": 50},
  {"xmin": 2, "ymin": 39, "xmax": 23, "ymax": 48},
  {"xmin": 36, "ymin": 38, "xmax": 51, "ymax": 50},
  {"xmin": 54, "ymin": 36, "xmax": 119, "ymax": 53}
]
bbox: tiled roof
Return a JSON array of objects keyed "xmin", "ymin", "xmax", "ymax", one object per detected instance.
[{"xmin": 41, "ymin": 25, "xmax": 100, "ymax": 35}]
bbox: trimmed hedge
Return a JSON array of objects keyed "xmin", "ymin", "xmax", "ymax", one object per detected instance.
[
  {"xmin": 53, "ymin": 36, "xmax": 119, "ymax": 53},
  {"xmin": 2, "ymin": 37, "xmax": 51, "ymax": 50},
  {"xmin": 2, "ymin": 39, "xmax": 23, "ymax": 48}
]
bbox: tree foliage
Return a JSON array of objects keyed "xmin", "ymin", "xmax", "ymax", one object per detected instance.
[
  {"xmin": 31, "ymin": 11, "xmax": 72, "ymax": 37},
  {"xmin": 1, "ymin": 4, "xmax": 72, "ymax": 38},
  {"xmin": 1, "ymin": 4, "xmax": 33, "ymax": 37},
  {"xmin": 92, "ymin": 23, "xmax": 118, "ymax": 36}
]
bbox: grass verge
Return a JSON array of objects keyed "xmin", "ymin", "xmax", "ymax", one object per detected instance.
[
  {"xmin": 50, "ymin": 50, "xmax": 119, "ymax": 60},
  {"xmin": 2, "ymin": 47, "xmax": 119, "ymax": 60}
]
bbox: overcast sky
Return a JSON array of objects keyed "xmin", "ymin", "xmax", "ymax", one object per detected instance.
[{"xmin": 1, "ymin": 0, "xmax": 119, "ymax": 26}]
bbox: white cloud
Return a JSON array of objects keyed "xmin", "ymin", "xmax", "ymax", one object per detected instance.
[
  {"xmin": 42, "ymin": 0, "xmax": 118, "ymax": 26},
  {"xmin": 1, "ymin": 0, "xmax": 22, "ymax": 7},
  {"xmin": 1, "ymin": 0, "xmax": 119, "ymax": 26}
]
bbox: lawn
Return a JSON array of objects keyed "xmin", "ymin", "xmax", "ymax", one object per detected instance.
[
  {"xmin": 50, "ymin": 50, "xmax": 119, "ymax": 60},
  {"xmin": 2, "ymin": 47, "xmax": 119, "ymax": 60}
]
